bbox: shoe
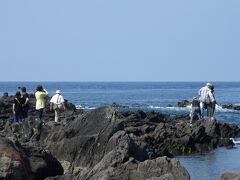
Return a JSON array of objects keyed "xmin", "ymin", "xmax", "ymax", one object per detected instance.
[{"xmin": 211, "ymin": 117, "xmax": 216, "ymax": 122}]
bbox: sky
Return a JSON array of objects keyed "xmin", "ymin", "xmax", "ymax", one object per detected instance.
[{"xmin": 0, "ymin": 0, "xmax": 240, "ymax": 82}]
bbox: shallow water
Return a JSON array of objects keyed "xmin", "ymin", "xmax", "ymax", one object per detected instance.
[{"xmin": 176, "ymin": 147, "xmax": 240, "ymax": 180}]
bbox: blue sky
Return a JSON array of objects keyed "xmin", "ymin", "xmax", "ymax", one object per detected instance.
[{"xmin": 0, "ymin": 0, "xmax": 239, "ymax": 81}]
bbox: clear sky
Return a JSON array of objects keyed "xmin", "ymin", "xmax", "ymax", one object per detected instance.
[{"xmin": 0, "ymin": 0, "xmax": 239, "ymax": 81}]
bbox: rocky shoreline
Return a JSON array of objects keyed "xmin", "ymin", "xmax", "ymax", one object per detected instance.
[
  {"xmin": 0, "ymin": 95, "xmax": 240, "ymax": 179},
  {"xmin": 177, "ymin": 99, "xmax": 240, "ymax": 111}
]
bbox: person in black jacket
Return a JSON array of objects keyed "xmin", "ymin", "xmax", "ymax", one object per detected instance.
[
  {"xmin": 13, "ymin": 91, "xmax": 24, "ymax": 123},
  {"xmin": 21, "ymin": 87, "xmax": 30, "ymax": 120}
]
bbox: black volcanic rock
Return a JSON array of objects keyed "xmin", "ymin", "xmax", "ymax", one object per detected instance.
[
  {"xmin": 0, "ymin": 136, "xmax": 63, "ymax": 180},
  {"xmin": 38, "ymin": 107, "xmax": 240, "ymax": 179},
  {"xmin": 220, "ymin": 172, "xmax": 240, "ymax": 180},
  {"xmin": 177, "ymin": 100, "xmax": 190, "ymax": 107},
  {"xmin": 1, "ymin": 95, "xmax": 240, "ymax": 180},
  {"xmin": 222, "ymin": 104, "xmax": 240, "ymax": 111}
]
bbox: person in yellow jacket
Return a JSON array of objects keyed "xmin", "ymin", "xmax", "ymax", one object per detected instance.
[{"xmin": 35, "ymin": 85, "xmax": 48, "ymax": 120}]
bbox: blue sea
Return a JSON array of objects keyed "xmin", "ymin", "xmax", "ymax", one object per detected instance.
[{"xmin": 1, "ymin": 82, "xmax": 240, "ymax": 179}]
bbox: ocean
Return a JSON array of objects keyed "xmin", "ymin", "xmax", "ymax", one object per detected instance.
[{"xmin": 1, "ymin": 81, "xmax": 240, "ymax": 179}]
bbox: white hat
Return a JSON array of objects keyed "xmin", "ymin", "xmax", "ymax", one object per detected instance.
[
  {"xmin": 206, "ymin": 83, "xmax": 212, "ymax": 87},
  {"xmin": 56, "ymin": 90, "xmax": 61, "ymax": 94}
]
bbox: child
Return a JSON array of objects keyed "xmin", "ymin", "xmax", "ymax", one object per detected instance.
[{"xmin": 189, "ymin": 96, "xmax": 201, "ymax": 125}]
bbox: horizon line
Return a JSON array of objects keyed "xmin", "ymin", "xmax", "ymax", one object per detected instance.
[{"xmin": 0, "ymin": 80, "xmax": 240, "ymax": 83}]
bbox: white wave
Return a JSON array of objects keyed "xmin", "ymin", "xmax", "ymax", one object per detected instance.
[
  {"xmin": 216, "ymin": 104, "xmax": 223, "ymax": 109},
  {"xmin": 215, "ymin": 104, "xmax": 240, "ymax": 112},
  {"xmin": 148, "ymin": 105, "xmax": 240, "ymax": 113},
  {"xmin": 149, "ymin": 105, "xmax": 161, "ymax": 109},
  {"xmin": 75, "ymin": 105, "xmax": 96, "ymax": 110},
  {"xmin": 148, "ymin": 105, "xmax": 188, "ymax": 111},
  {"xmin": 84, "ymin": 107, "xmax": 96, "ymax": 110},
  {"xmin": 75, "ymin": 105, "xmax": 83, "ymax": 109},
  {"xmin": 215, "ymin": 108, "xmax": 237, "ymax": 113}
]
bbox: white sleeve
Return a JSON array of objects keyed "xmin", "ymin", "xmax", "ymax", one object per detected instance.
[
  {"xmin": 208, "ymin": 91, "xmax": 215, "ymax": 102},
  {"xmin": 50, "ymin": 96, "xmax": 54, "ymax": 103},
  {"xmin": 198, "ymin": 88, "xmax": 201, "ymax": 96},
  {"xmin": 59, "ymin": 96, "xmax": 65, "ymax": 103}
]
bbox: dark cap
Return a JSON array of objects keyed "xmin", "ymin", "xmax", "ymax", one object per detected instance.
[
  {"xmin": 36, "ymin": 85, "xmax": 43, "ymax": 91},
  {"xmin": 21, "ymin": 87, "xmax": 26, "ymax": 92}
]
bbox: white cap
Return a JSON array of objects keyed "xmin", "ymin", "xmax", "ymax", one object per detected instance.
[
  {"xmin": 56, "ymin": 90, "xmax": 61, "ymax": 94},
  {"xmin": 206, "ymin": 83, "xmax": 212, "ymax": 87}
]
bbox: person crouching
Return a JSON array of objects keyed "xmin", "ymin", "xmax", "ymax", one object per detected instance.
[
  {"xmin": 189, "ymin": 96, "xmax": 201, "ymax": 125},
  {"xmin": 50, "ymin": 90, "xmax": 66, "ymax": 123}
]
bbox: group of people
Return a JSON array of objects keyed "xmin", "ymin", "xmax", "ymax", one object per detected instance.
[
  {"xmin": 12, "ymin": 85, "xmax": 66, "ymax": 124},
  {"xmin": 190, "ymin": 82, "xmax": 216, "ymax": 124},
  {"xmin": 11, "ymin": 82, "xmax": 217, "ymax": 125},
  {"xmin": 13, "ymin": 87, "xmax": 30, "ymax": 123}
]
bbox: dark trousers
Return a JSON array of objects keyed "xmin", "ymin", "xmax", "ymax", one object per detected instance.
[
  {"xmin": 36, "ymin": 108, "xmax": 44, "ymax": 120},
  {"xmin": 190, "ymin": 107, "xmax": 201, "ymax": 124},
  {"xmin": 22, "ymin": 107, "xmax": 29, "ymax": 119},
  {"xmin": 15, "ymin": 113, "xmax": 23, "ymax": 123},
  {"xmin": 206, "ymin": 102, "xmax": 216, "ymax": 120}
]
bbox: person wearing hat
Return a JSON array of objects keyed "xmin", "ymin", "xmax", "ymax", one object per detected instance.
[
  {"xmin": 35, "ymin": 85, "xmax": 48, "ymax": 120},
  {"xmin": 50, "ymin": 90, "xmax": 66, "ymax": 122},
  {"xmin": 198, "ymin": 82, "xmax": 213, "ymax": 118},
  {"xmin": 189, "ymin": 96, "xmax": 201, "ymax": 125},
  {"xmin": 207, "ymin": 85, "xmax": 217, "ymax": 121}
]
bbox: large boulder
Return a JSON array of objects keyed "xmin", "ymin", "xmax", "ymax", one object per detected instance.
[
  {"xmin": 41, "ymin": 107, "xmax": 240, "ymax": 179},
  {"xmin": 220, "ymin": 172, "xmax": 240, "ymax": 180},
  {"xmin": 85, "ymin": 153, "xmax": 190, "ymax": 180},
  {"xmin": 43, "ymin": 107, "xmax": 124, "ymax": 168},
  {"xmin": 0, "ymin": 136, "xmax": 30, "ymax": 180},
  {"xmin": 0, "ymin": 136, "xmax": 63, "ymax": 180},
  {"xmin": 82, "ymin": 131, "xmax": 190, "ymax": 180}
]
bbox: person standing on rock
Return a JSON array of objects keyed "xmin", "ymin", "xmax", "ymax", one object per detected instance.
[
  {"xmin": 50, "ymin": 90, "xmax": 66, "ymax": 122},
  {"xmin": 21, "ymin": 87, "xmax": 30, "ymax": 120},
  {"xmin": 13, "ymin": 91, "xmax": 24, "ymax": 123},
  {"xmin": 207, "ymin": 85, "xmax": 216, "ymax": 121},
  {"xmin": 198, "ymin": 83, "xmax": 212, "ymax": 118},
  {"xmin": 35, "ymin": 85, "xmax": 48, "ymax": 120},
  {"xmin": 189, "ymin": 96, "xmax": 201, "ymax": 125}
]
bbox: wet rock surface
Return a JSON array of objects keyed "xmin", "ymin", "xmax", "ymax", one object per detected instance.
[
  {"xmin": 0, "ymin": 95, "xmax": 239, "ymax": 179},
  {"xmin": 222, "ymin": 104, "xmax": 240, "ymax": 111}
]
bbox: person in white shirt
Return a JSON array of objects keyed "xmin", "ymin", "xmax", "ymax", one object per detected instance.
[
  {"xmin": 207, "ymin": 86, "xmax": 216, "ymax": 121},
  {"xmin": 50, "ymin": 90, "xmax": 66, "ymax": 122},
  {"xmin": 198, "ymin": 83, "xmax": 212, "ymax": 118}
]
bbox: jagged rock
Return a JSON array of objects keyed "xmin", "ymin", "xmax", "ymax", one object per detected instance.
[
  {"xmin": 85, "ymin": 154, "xmax": 190, "ymax": 180},
  {"xmin": 81, "ymin": 131, "xmax": 190, "ymax": 180},
  {"xmin": 1, "ymin": 95, "xmax": 240, "ymax": 180},
  {"xmin": 177, "ymin": 100, "xmax": 190, "ymax": 107},
  {"xmin": 220, "ymin": 172, "xmax": 240, "ymax": 180},
  {"xmin": 43, "ymin": 107, "xmax": 124, "ymax": 169},
  {"xmin": 0, "ymin": 136, "xmax": 63, "ymax": 180},
  {"xmin": 111, "ymin": 102, "xmax": 128, "ymax": 108},
  {"xmin": 38, "ymin": 107, "xmax": 240, "ymax": 179},
  {"xmin": 45, "ymin": 174, "xmax": 78, "ymax": 180},
  {"xmin": 0, "ymin": 136, "xmax": 30, "ymax": 180},
  {"xmin": 222, "ymin": 104, "xmax": 240, "ymax": 111}
]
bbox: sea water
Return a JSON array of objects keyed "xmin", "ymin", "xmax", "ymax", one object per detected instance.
[{"xmin": 1, "ymin": 81, "xmax": 240, "ymax": 179}]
